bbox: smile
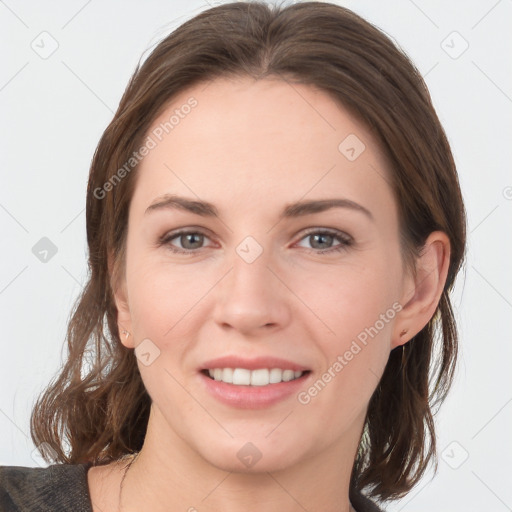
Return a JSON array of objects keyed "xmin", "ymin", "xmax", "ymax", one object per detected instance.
[{"xmin": 204, "ymin": 368, "xmax": 307, "ymax": 386}]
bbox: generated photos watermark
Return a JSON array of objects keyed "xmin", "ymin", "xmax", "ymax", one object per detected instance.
[
  {"xmin": 297, "ymin": 301, "xmax": 403, "ymax": 405},
  {"xmin": 93, "ymin": 96, "xmax": 198, "ymax": 200}
]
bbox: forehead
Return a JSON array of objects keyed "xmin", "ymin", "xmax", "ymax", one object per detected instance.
[{"xmin": 132, "ymin": 76, "xmax": 395, "ymax": 220}]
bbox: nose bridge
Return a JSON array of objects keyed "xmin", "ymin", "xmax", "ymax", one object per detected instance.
[
  {"xmin": 231, "ymin": 239, "xmax": 272, "ymax": 294},
  {"xmin": 212, "ymin": 235, "xmax": 290, "ymax": 332}
]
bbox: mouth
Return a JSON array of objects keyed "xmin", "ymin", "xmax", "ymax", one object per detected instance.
[
  {"xmin": 198, "ymin": 356, "xmax": 312, "ymax": 408},
  {"xmin": 200, "ymin": 368, "xmax": 311, "ymax": 386}
]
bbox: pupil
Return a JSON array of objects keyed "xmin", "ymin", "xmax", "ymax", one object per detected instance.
[
  {"xmin": 312, "ymin": 233, "xmax": 332, "ymax": 249},
  {"xmin": 183, "ymin": 233, "xmax": 202, "ymax": 249}
]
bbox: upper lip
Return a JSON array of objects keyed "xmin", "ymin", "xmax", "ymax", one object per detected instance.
[{"xmin": 200, "ymin": 356, "xmax": 310, "ymax": 372}]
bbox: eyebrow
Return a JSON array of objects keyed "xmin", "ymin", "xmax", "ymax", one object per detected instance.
[{"xmin": 145, "ymin": 194, "xmax": 374, "ymax": 221}]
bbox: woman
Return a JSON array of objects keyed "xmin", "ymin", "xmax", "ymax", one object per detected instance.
[{"xmin": 0, "ymin": 2, "xmax": 466, "ymax": 511}]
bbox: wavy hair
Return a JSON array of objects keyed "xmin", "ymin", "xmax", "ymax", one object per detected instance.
[{"xmin": 30, "ymin": 1, "xmax": 466, "ymax": 502}]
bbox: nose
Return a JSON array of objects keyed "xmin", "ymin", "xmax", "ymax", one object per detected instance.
[{"xmin": 212, "ymin": 247, "xmax": 292, "ymax": 335}]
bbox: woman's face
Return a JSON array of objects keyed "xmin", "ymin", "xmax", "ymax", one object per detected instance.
[{"xmin": 116, "ymin": 76, "xmax": 414, "ymax": 473}]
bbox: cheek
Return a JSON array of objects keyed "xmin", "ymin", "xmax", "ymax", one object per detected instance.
[
  {"xmin": 124, "ymin": 259, "xmax": 203, "ymax": 404},
  {"xmin": 294, "ymin": 255, "xmax": 399, "ymax": 336},
  {"xmin": 297, "ymin": 275, "xmax": 395, "ymax": 427},
  {"xmin": 125, "ymin": 245, "xmax": 213, "ymax": 338},
  {"xmin": 295, "ymin": 258, "xmax": 398, "ymax": 400}
]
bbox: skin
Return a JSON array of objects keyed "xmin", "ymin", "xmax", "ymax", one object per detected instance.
[{"xmin": 87, "ymin": 76, "xmax": 450, "ymax": 512}]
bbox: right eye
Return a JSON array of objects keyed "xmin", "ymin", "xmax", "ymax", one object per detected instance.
[{"xmin": 160, "ymin": 229, "xmax": 215, "ymax": 254}]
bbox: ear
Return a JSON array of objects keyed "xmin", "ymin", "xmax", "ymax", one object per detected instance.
[
  {"xmin": 391, "ymin": 231, "xmax": 451, "ymax": 349},
  {"xmin": 108, "ymin": 250, "xmax": 135, "ymax": 349}
]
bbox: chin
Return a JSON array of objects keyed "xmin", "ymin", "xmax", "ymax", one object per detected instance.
[{"xmin": 195, "ymin": 435, "xmax": 307, "ymax": 474}]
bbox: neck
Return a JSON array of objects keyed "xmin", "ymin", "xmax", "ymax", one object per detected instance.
[{"xmin": 119, "ymin": 405, "xmax": 362, "ymax": 512}]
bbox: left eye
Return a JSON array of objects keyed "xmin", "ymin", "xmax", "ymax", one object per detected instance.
[{"xmin": 295, "ymin": 230, "xmax": 353, "ymax": 253}]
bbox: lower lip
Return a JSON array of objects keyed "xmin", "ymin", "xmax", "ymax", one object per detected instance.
[{"xmin": 199, "ymin": 371, "xmax": 311, "ymax": 409}]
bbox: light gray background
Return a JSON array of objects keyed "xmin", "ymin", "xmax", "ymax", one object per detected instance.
[{"xmin": 1, "ymin": 1, "xmax": 511, "ymax": 511}]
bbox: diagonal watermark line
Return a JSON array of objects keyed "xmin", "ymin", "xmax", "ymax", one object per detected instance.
[
  {"xmin": 201, "ymin": 471, "xmax": 233, "ymax": 502},
  {"xmin": 61, "ymin": 61, "xmax": 114, "ymax": 113},
  {"xmin": 276, "ymin": 72, "xmax": 337, "ymax": 131},
  {"xmin": 0, "ymin": 62, "xmax": 29, "ymax": 92},
  {"xmin": 472, "ymin": 0, "xmax": 502, "ymax": 30},
  {"xmin": 367, "ymin": 162, "xmax": 393, "ymax": 189},
  {"xmin": 265, "ymin": 265, "xmax": 336, "ymax": 335},
  {"xmin": 397, "ymin": 477, "xmax": 431, "ymax": 511},
  {"xmin": 471, "ymin": 471, "xmax": 512, "ymax": 510},
  {"xmin": 0, "ymin": 203, "xmax": 29, "ymax": 232},
  {"xmin": 472, "ymin": 396, "xmax": 512, "ymax": 439},
  {"xmin": 266, "ymin": 164, "xmax": 337, "ymax": 234},
  {"xmin": 164, "ymin": 164, "xmax": 233, "ymax": 233},
  {"xmin": 0, "ymin": 408, "xmax": 30, "ymax": 439},
  {"xmin": 471, "ymin": 265, "xmax": 512, "ymax": 308},
  {"xmin": 163, "ymin": 367, "xmax": 234, "ymax": 438},
  {"xmin": 163, "ymin": 267, "xmax": 233, "ymax": 337},
  {"xmin": 472, "ymin": 61, "xmax": 512, "ymax": 104},
  {"xmin": 406, "ymin": 0, "xmax": 439, "ymax": 28},
  {"xmin": 0, "ymin": 0, "xmax": 29, "ymax": 28},
  {"xmin": 266, "ymin": 472, "xmax": 311, "ymax": 512},
  {"xmin": 201, "ymin": 0, "xmax": 333, "ymax": 137},
  {"xmin": 60, "ymin": 207, "xmax": 85, "ymax": 233},
  {"xmin": 423, "ymin": 61, "xmax": 439, "ymax": 79},
  {"xmin": 266, "ymin": 410, "xmax": 294, "ymax": 438},
  {"xmin": 165, "ymin": 3, "xmax": 206, "ymax": 31},
  {"xmin": 368, "ymin": 367, "xmax": 380, "ymax": 382},
  {"xmin": 470, "ymin": 205, "xmax": 499, "ymax": 233},
  {"xmin": 61, "ymin": 265, "xmax": 83, "ymax": 288},
  {"xmin": 0, "ymin": 265, "xmax": 28, "ymax": 295},
  {"xmin": 61, "ymin": 0, "xmax": 92, "ymax": 29}
]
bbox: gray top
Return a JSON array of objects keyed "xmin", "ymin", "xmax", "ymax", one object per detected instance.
[
  {"xmin": 0, "ymin": 463, "xmax": 384, "ymax": 511},
  {"xmin": 0, "ymin": 463, "xmax": 93, "ymax": 512}
]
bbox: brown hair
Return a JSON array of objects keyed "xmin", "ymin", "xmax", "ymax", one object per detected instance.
[{"xmin": 30, "ymin": 1, "xmax": 466, "ymax": 502}]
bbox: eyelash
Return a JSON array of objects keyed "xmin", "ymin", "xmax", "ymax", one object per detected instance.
[{"xmin": 158, "ymin": 228, "xmax": 353, "ymax": 255}]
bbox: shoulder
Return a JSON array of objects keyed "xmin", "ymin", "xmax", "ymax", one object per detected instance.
[{"xmin": 0, "ymin": 462, "xmax": 93, "ymax": 512}]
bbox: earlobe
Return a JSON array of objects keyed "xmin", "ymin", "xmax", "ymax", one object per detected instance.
[
  {"xmin": 391, "ymin": 231, "xmax": 451, "ymax": 348},
  {"xmin": 108, "ymin": 250, "xmax": 135, "ymax": 349},
  {"xmin": 114, "ymin": 285, "xmax": 135, "ymax": 349},
  {"xmin": 121, "ymin": 329, "xmax": 132, "ymax": 343}
]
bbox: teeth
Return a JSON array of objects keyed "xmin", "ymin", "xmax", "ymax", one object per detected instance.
[{"xmin": 207, "ymin": 368, "xmax": 305, "ymax": 386}]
